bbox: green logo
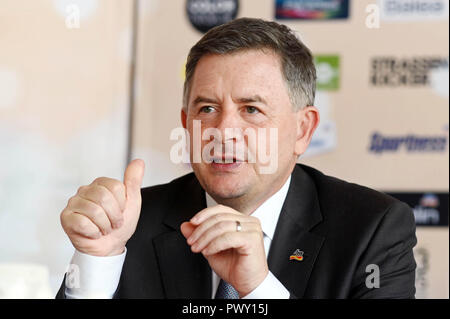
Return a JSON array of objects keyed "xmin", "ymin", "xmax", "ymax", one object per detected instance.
[{"xmin": 315, "ymin": 55, "xmax": 340, "ymax": 91}]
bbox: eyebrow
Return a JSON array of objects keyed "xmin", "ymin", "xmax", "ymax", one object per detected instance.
[
  {"xmin": 191, "ymin": 95, "xmax": 268, "ymax": 106},
  {"xmin": 236, "ymin": 95, "xmax": 267, "ymax": 105},
  {"xmin": 192, "ymin": 96, "xmax": 218, "ymax": 106}
]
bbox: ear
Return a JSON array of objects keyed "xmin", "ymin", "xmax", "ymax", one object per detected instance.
[
  {"xmin": 181, "ymin": 108, "xmax": 187, "ymax": 129},
  {"xmin": 294, "ymin": 106, "xmax": 320, "ymax": 156}
]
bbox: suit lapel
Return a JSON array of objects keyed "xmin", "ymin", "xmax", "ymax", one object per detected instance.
[
  {"xmin": 153, "ymin": 175, "xmax": 212, "ymax": 298},
  {"xmin": 268, "ymin": 165, "xmax": 325, "ymax": 298}
]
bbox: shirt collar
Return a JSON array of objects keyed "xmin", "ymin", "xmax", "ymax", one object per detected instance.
[{"xmin": 205, "ymin": 175, "xmax": 291, "ymax": 241}]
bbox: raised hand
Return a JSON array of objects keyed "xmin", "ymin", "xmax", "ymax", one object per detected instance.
[
  {"xmin": 180, "ymin": 205, "xmax": 268, "ymax": 297},
  {"xmin": 60, "ymin": 159, "xmax": 145, "ymax": 257}
]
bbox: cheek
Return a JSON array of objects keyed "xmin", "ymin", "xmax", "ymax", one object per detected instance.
[{"xmin": 276, "ymin": 120, "xmax": 298, "ymax": 155}]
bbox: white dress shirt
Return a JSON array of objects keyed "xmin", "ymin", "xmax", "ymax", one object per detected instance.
[{"xmin": 65, "ymin": 176, "xmax": 291, "ymax": 299}]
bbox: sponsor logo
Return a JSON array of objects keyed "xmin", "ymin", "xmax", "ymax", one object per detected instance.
[
  {"xmin": 379, "ymin": 0, "xmax": 449, "ymax": 21},
  {"xmin": 315, "ymin": 55, "xmax": 340, "ymax": 91},
  {"xmin": 414, "ymin": 193, "xmax": 441, "ymax": 225},
  {"xmin": 303, "ymin": 92, "xmax": 337, "ymax": 158},
  {"xmin": 370, "ymin": 56, "xmax": 449, "ymax": 87},
  {"xmin": 275, "ymin": 0, "xmax": 350, "ymax": 20},
  {"xmin": 186, "ymin": 0, "xmax": 239, "ymax": 33},
  {"xmin": 369, "ymin": 132, "xmax": 448, "ymax": 154},
  {"xmin": 387, "ymin": 192, "xmax": 449, "ymax": 226},
  {"xmin": 308, "ymin": 59, "xmax": 340, "ymax": 158}
]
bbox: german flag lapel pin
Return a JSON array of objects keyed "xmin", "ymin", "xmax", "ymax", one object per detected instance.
[{"xmin": 289, "ymin": 249, "xmax": 304, "ymax": 261}]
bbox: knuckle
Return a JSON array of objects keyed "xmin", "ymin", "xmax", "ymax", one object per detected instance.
[
  {"xmin": 217, "ymin": 204, "xmax": 228, "ymax": 212},
  {"xmin": 216, "ymin": 220, "xmax": 228, "ymax": 232},
  {"xmin": 108, "ymin": 213, "xmax": 121, "ymax": 226},
  {"xmin": 219, "ymin": 213, "xmax": 230, "ymax": 220},
  {"xmin": 91, "ymin": 206, "xmax": 105, "ymax": 220},
  {"xmin": 93, "ymin": 176, "xmax": 108, "ymax": 184},
  {"xmin": 67, "ymin": 196, "xmax": 77, "ymax": 207},
  {"xmin": 211, "ymin": 214, "xmax": 221, "ymax": 224},
  {"xmin": 60, "ymin": 209, "xmax": 70, "ymax": 226},
  {"xmin": 93, "ymin": 177, "xmax": 102, "ymax": 184},
  {"xmin": 223, "ymin": 232, "xmax": 233, "ymax": 244},
  {"xmin": 76, "ymin": 218, "xmax": 92, "ymax": 234},
  {"xmin": 250, "ymin": 216, "xmax": 260, "ymax": 224},
  {"xmin": 250, "ymin": 218, "xmax": 262, "ymax": 230},
  {"xmin": 97, "ymin": 187, "xmax": 110, "ymax": 206},
  {"xmin": 111, "ymin": 181, "xmax": 125, "ymax": 194},
  {"xmin": 77, "ymin": 185, "xmax": 88, "ymax": 195},
  {"xmin": 251, "ymin": 230, "xmax": 262, "ymax": 240}
]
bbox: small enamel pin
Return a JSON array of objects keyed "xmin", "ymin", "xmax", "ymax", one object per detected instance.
[{"xmin": 289, "ymin": 249, "xmax": 304, "ymax": 261}]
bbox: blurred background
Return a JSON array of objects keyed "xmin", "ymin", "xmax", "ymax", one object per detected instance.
[{"xmin": 0, "ymin": 0, "xmax": 448, "ymax": 298}]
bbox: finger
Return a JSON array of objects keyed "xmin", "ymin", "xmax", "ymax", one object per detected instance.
[
  {"xmin": 180, "ymin": 221, "xmax": 196, "ymax": 239},
  {"xmin": 93, "ymin": 177, "xmax": 126, "ymax": 211},
  {"xmin": 191, "ymin": 220, "xmax": 259, "ymax": 253},
  {"xmin": 202, "ymin": 231, "xmax": 262, "ymax": 256},
  {"xmin": 190, "ymin": 204, "xmax": 241, "ymax": 225},
  {"xmin": 124, "ymin": 159, "xmax": 145, "ymax": 202},
  {"xmin": 77, "ymin": 184, "xmax": 123, "ymax": 228},
  {"xmin": 187, "ymin": 213, "xmax": 248, "ymax": 245},
  {"xmin": 62, "ymin": 210, "xmax": 102, "ymax": 239},
  {"xmin": 67, "ymin": 196, "xmax": 113, "ymax": 235}
]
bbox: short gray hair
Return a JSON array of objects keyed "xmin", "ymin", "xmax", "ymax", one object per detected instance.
[{"xmin": 183, "ymin": 17, "xmax": 316, "ymax": 110}]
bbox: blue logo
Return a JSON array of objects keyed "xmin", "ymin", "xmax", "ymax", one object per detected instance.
[
  {"xmin": 369, "ymin": 132, "xmax": 448, "ymax": 154},
  {"xmin": 414, "ymin": 193, "xmax": 441, "ymax": 225}
]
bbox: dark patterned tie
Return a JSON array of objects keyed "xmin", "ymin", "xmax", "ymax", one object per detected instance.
[{"xmin": 215, "ymin": 279, "xmax": 240, "ymax": 299}]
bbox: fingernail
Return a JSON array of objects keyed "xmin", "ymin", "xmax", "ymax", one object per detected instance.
[{"xmin": 187, "ymin": 236, "xmax": 194, "ymax": 245}]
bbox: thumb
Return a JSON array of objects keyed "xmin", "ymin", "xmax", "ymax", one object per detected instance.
[
  {"xmin": 124, "ymin": 159, "xmax": 145, "ymax": 201},
  {"xmin": 180, "ymin": 221, "xmax": 196, "ymax": 239}
]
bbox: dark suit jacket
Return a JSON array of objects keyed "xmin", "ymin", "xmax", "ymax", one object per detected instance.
[{"xmin": 57, "ymin": 164, "xmax": 417, "ymax": 299}]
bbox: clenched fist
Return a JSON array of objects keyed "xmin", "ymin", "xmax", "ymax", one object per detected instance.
[{"xmin": 60, "ymin": 159, "xmax": 145, "ymax": 257}]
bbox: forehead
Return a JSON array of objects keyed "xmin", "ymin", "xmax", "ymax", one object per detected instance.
[{"xmin": 189, "ymin": 49, "xmax": 287, "ymax": 103}]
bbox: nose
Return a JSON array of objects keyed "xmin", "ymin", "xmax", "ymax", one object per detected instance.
[
  {"xmin": 213, "ymin": 104, "xmax": 247, "ymax": 159},
  {"xmin": 215, "ymin": 104, "xmax": 244, "ymax": 143}
]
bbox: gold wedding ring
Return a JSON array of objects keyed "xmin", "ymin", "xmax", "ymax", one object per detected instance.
[{"xmin": 236, "ymin": 220, "xmax": 242, "ymax": 232}]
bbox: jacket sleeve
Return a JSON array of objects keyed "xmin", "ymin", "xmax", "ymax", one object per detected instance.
[{"xmin": 350, "ymin": 201, "xmax": 417, "ymax": 299}]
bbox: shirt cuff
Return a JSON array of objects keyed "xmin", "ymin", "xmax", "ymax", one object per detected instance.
[
  {"xmin": 64, "ymin": 248, "xmax": 126, "ymax": 299},
  {"xmin": 241, "ymin": 271, "xmax": 290, "ymax": 299}
]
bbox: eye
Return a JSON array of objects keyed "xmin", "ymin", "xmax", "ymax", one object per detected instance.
[
  {"xmin": 245, "ymin": 106, "xmax": 259, "ymax": 114},
  {"xmin": 200, "ymin": 106, "xmax": 215, "ymax": 113}
]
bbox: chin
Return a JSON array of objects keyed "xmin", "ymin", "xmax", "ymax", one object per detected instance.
[
  {"xmin": 207, "ymin": 184, "xmax": 247, "ymax": 200},
  {"xmin": 193, "ymin": 166, "xmax": 249, "ymax": 199},
  {"xmin": 207, "ymin": 175, "xmax": 249, "ymax": 199}
]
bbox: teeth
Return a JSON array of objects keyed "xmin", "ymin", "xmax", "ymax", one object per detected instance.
[{"xmin": 212, "ymin": 159, "xmax": 236, "ymax": 163}]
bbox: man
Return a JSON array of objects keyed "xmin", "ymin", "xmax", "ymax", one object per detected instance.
[{"xmin": 57, "ymin": 18, "xmax": 417, "ymax": 299}]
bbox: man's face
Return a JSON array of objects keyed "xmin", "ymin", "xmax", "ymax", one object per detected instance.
[{"xmin": 183, "ymin": 50, "xmax": 314, "ymax": 210}]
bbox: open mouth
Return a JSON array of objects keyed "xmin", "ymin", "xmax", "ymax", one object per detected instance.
[
  {"xmin": 210, "ymin": 156, "xmax": 244, "ymax": 171},
  {"xmin": 211, "ymin": 157, "xmax": 244, "ymax": 164}
]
